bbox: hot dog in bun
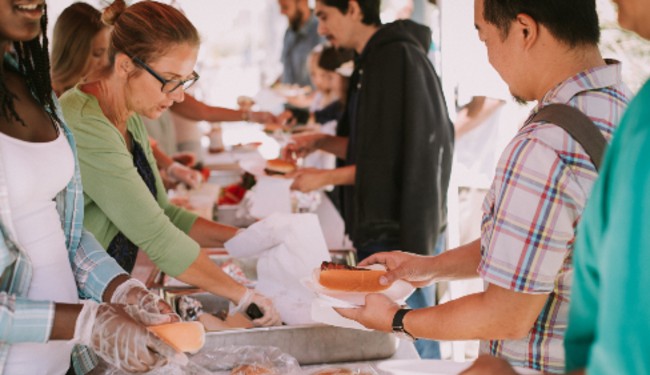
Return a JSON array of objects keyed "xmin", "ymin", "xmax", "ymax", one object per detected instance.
[{"xmin": 318, "ymin": 261, "xmax": 391, "ymax": 292}]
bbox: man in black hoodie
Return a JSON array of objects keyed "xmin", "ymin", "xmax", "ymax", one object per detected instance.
[
  {"xmin": 290, "ymin": 1, "xmax": 453, "ymax": 261},
  {"xmin": 286, "ymin": 0, "xmax": 453, "ymax": 358}
]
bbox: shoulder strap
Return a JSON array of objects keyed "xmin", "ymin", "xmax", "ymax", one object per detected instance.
[{"xmin": 527, "ymin": 103, "xmax": 606, "ymax": 170}]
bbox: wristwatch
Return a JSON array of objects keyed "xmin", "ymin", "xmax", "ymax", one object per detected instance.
[{"xmin": 392, "ymin": 308, "xmax": 416, "ymax": 341}]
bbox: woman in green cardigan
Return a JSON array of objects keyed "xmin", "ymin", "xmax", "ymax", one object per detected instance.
[{"xmin": 60, "ymin": 0, "xmax": 280, "ymax": 327}]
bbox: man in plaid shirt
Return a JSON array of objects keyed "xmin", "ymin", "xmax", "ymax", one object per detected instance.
[{"xmin": 336, "ymin": 0, "xmax": 631, "ymax": 373}]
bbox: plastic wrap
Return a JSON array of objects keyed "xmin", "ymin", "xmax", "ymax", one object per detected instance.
[
  {"xmin": 303, "ymin": 365, "xmax": 379, "ymax": 375},
  {"xmin": 100, "ymin": 345, "xmax": 301, "ymax": 375}
]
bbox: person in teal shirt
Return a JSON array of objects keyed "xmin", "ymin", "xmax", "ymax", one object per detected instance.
[{"xmin": 462, "ymin": 0, "xmax": 650, "ymax": 373}]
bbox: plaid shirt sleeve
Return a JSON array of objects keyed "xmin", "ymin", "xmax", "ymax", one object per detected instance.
[
  {"xmin": 71, "ymin": 229, "xmax": 127, "ymax": 301},
  {"xmin": 0, "ymin": 292, "xmax": 54, "ymax": 344},
  {"xmin": 478, "ymin": 128, "xmax": 585, "ymax": 293}
]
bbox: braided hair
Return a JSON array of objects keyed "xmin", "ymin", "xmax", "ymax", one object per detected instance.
[{"xmin": 1, "ymin": 4, "xmax": 60, "ymax": 128}]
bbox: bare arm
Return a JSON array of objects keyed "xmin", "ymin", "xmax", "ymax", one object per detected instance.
[
  {"xmin": 404, "ymin": 283, "xmax": 549, "ymax": 341},
  {"xmin": 455, "ymin": 96, "xmax": 505, "ymax": 139},
  {"xmin": 315, "ymin": 135, "xmax": 348, "ymax": 160},
  {"xmin": 188, "ymin": 217, "xmax": 239, "ymax": 248},
  {"xmin": 289, "ymin": 165, "xmax": 356, "ymax": 192},
  {"xmin": 337, "ymin": 281, "xmax": 548, "ymax": 342},
  {"xmin": 173, "ymin": 249, "xmax": 247, "ymax": 303},
  {"xmin": 51, "ymin": 274, "xmax": 131, "ymax": 340},
  {"xmin": 171, "ymin": 94, "xmax": 275, "ymax": 124},
  {"xmin": 360, "ymin": 238, "xmax": 483, "ymax": 287}
]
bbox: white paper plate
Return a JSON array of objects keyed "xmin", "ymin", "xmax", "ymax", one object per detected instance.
[
  {"xmin": 377, "ymin": 359, "xmax": 471, "ymax": 374},
  {"xmin": 377, "ymin": 359, "xmax": 543, "ymax": 375},
  {"xmin": 302, "ymin": 265, "xmax": 415, "ymax": 306}
]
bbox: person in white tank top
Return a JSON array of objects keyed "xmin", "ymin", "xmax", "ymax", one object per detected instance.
[{"xmin": 0, "ymin": 1, "xmax": 183, "ymax": 374}]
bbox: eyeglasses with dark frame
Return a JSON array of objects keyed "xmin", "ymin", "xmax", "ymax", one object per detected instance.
[{"xmin": 130, "ymin": 56, "xmax": 199, "ymax": 94}]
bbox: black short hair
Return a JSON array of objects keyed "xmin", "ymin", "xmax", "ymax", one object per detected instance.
[
  {"xmin": 483, "ymin": 0, "xmax": 600, "ymax": 46},
  {"xmin": 318, "ymin": 46, "xmax": 354, "ymax": 71},
  {"xmin": 319, "ymin": 0, "xmax": 381, "ymax": 26}
]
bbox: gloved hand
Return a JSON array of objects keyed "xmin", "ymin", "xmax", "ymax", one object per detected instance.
[
  {"xmin": 73, "ymin": 301, "xmax": 188, "ymax": 373},
  {"xmin": 167, "ymin": 162, "xmax": 203, "ymax": 189},
  {"xmin": 111, "ymin": 278, "xmax": 180, "ymax": 326},
  {"xmin": 230, "ymin": 289, "xmax": 282, "ymax": 327}
]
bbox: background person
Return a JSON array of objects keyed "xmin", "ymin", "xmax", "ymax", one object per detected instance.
[
  {"xmin": 50, "ymin": 2, "xmax": 277, "ymax": 187},
  {"xmin": 278, "ymin": 0, "xmax": 324, "ymax": 87},
  {"xmin": 0, "ymin": 2, "xmax": 182, "ymax": 374},
  {"xmin": 286, "ymin": 0, "xmax": 454, "ymax": 359},
  {"xmin": 59, "ymin": 0, "xmax": 281, "ymax": 332},
  {"xmin": 336, "ymin": 0, "xmax": 631, "ymax": 372}
]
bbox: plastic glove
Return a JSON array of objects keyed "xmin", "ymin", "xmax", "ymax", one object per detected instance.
[
  {"xmin": 74, "ymin": 301, "xmax": 188, "ymax": 373},
  {"xmin": 167, "ymin": 162, "xmax": 202, "ymax": 189},
  {"xmin": 230, "ymin": 289, "xmax": 282, "ymax": 327},
  {"xmin": 111, "ymin": 278, "xmax": 180, "ymax": 326}
]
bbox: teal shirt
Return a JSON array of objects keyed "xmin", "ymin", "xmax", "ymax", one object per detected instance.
[
  {"xmin": 566, "ymin": 80, "xmax": 650, "ymax": 374},
  {"xmin": 60, "ymin": 88, "xmax": 200, "ymax": 277}
]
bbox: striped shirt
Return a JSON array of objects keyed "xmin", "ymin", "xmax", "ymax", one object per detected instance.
[
  {"xmin": 0, "ymin": 55, "xmax": 127, "ymax": 374},
  {"xmin": 478, "ymin": 61, "xmax": 631, "ymax": 373}
]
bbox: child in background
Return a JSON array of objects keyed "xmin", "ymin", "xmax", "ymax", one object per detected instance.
[{"xmin": 301, "ymin": 44, "xmax": 353, "ymax": 170}]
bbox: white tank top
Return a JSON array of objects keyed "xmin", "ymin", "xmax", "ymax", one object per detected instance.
[{"xmin": 0, "ymin": 129, "xmax": 79, "ymax": 375}]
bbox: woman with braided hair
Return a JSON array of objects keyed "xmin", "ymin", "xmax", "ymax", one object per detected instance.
[{"xmin": 0, "ymin": 1, "xmax": 187, "ymax": 374}]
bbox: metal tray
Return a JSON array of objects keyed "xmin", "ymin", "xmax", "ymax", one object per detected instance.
[{"xmin": 202, "ymin": 324, "xmax": 398, "ymax": 365}]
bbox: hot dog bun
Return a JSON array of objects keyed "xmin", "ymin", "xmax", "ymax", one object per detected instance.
[
  {"xmin": 319, "ymin": 269, "xmax": 390, "ymax": 292},
  {"xmin": 264, "ymin": 159, "xmax": 296, "ymax": 175},
  {"xmin": 147, "ymin": 321, "xmax": 205, "ymax": 353},
  {"xmin": 231, "ymin": 364, "xmax": 275, "ymax": 375}
]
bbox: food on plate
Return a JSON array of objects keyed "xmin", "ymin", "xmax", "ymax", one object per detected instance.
[
  {"xmin": 219, "ymin": 183, "xmax": 247, "ymax": 205},
  {"xmin": 218, "ymin": 172, "xmax": 257, "ymax": 205},
  {"xmin": 319, "ymin": 261, "xmax": 391, "ymax": 292},
  {"xmin": 147, "ymin": 321, "xmax": 205, "ymax": 353},
  {"xmin": 231, "ymin": 364, "xmax": 276, "ymax": 375},
  {"xmin": 264, "ymin": 159, "xmax": 296, "ymax": 176}
]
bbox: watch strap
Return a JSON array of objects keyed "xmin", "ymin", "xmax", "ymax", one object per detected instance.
[{"xmin": 392, "ymin": 308, "xmax": 415, "ymax": 340}]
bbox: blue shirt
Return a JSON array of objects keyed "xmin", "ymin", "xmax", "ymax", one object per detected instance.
[
  {"xmin": 281, "ymin": 13, "xmax": 323, "ymax": 87},
  {"xmin": 0, "ymin": 55, "xmax": 126, "ymax": 373}
]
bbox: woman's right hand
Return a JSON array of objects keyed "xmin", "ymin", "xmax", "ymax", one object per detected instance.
[
  {"xmin": 358, "ymin": 251, "xmax": 437, "ymax": 288},
  {"xmin": 231, "ymin": 289, "xmax": 282, "ymax": 327},
  {"xmin": 74, "ymin": 302, "xmax": 187, "ymax": 373}
]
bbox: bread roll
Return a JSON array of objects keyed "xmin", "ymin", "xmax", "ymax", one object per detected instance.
[
  {"xmin": 264, "ymin": 159, "xmax": 296, "ymax": 175},
  {"xmin": 147, "ymin": 321, "xmax": 205, "ymax": 353},
  {"xmin": 319, "ymin": 269, "xmax": 390, "ymax": 292},
  {"xmin": 231, "ymin": 364, "xmax": 275, "ymax": 375}
]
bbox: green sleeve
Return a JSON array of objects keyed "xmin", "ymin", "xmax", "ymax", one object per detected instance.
[
  {"xmin": 131, "ymin": 116, "xmax": 199, "ymax": 234},
  {"xmin": 62, "ymin": 91, "xmax": 199, "ymax": 277}
]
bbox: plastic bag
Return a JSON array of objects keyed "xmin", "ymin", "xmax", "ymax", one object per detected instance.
[
  {"xmin": 191, "ymin": 345, "xmax": 301, "ymax": 374},
  {"xmin": 100, "ymin": 345, "xmax": 302, "ymax": 375},
  {"xmin": 302, "ymin": 364, "xmax": 379, "ymax": 375}
]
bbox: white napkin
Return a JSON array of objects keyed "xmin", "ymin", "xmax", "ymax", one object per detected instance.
[
  {"xmin": 224, "ymin": 213, "xmax": 330, "ymax": 324},
  {"xmin": 248, "ymin": 175, "xmax": 293, "ymax": 218}
]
